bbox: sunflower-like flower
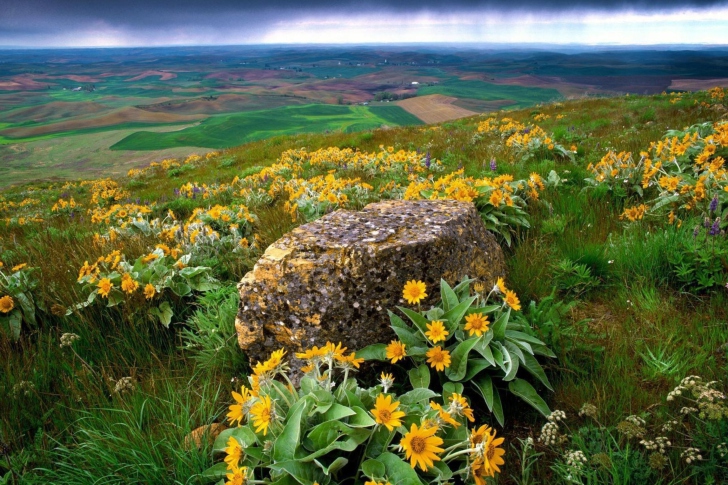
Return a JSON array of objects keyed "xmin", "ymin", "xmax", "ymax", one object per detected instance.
[
  {"xmin": 386, "ymin": 340, "xmax": 407, "ymax": 364},
  {"xmin": 224, "ymin": 436, "xmax": 244, "ymax": 470},
  {"xmin": 97, "ymin": 278, "xmax": 113, "ymax": 298},
  {"xmin": 0, "ymin": 295, "xmax": 14, "ymax": 313},
  {"xmin": 400, "ymin": 422, "xmax": 444, "ymax": 471},
  {"xmin": 402, "ymin": 280, "xmax": 427, "ymax": 305},
  {"xmin": 430, "ymin": 401, "xmax": 460, "ymax": 428},
  {"xmin": 449, "ymin": 393, "xmax": 475, "ymax": 422},
  {"xmin": 335, "ymin": 352, "xmax": 364, "ymax": 369},
  {"xmin": 120, "ymin": 273, "xmax": 139, "ymax": 294},
  {"xmin": 380, "ymin": 372, "xmax": 394, "ymax": 393},
  {"xmin": 250, "ymin": 395, "xmax": 275, "ymax": 436},
  {"xmin": 371, "ymin": 394, "xmax": 406, "ymax": 431},
  {"xmin": 503, "ymin": 289, "xmax": 521, "ymax": 311},
  {"xmin": 425, "ymin": 320, "xmax": 449, "ymax": 343},
  {"xmin": 225, "ymin": 464, "xmax": 249, "ymax": 485},
  {"xmin": 464, "ymin": 313, "xmax": 490, "ymax": 337},
  {"xmin": 144, "ymin": 283, "xmax": 156, "ymax": 300},
  {"xmin": 227, "ymin": 385, "xmax": 254, "ymax": 426},
  {"xmin": 426, "ymin": 346, "xmax": 451, "ymax": 371},
  {"xmin": 472, "ymin": 426, "xmax": 506, "ymax": 480}
]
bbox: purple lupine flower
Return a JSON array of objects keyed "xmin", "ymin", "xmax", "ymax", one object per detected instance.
[
  {"xmin": 710, "ymin": 195, "xmax": 719, "ymax": 213},
  {"xmin": 523, "ymin": 128, "xmax": 531, "ymax": 134},
  {"xmin": 704, "ymin": 217, "xmax": 711, "ymax": 228},
  {"xmin": 710, "ymin": 218, "xmax": 721, "ymax": 236},
  {"xmin": 490, "ymin": 158, "xmax": 497, "ymax": 172},
  {"xmin": 174, "ymin": 188, "xmax": 180, "ymax": 196},
  {"xmin": 425, "ymin": 151, "xmax": 431, "ymax": 169},
  {"xmin": 693, "ymin": 226, "xmax": 700, "ymax": 238}
]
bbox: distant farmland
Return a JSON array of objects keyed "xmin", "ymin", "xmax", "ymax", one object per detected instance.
[
  {"xmin": 111, "ymin": 104, "xmax": 422, "ymax": 150},
  {"xmin": 397, "ymin": 94, "xmax": 478, "ymax": 124}
]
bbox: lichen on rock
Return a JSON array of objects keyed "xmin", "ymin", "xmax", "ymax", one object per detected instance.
[{"xmin": 236, "ymin": 199, "xmax": 505, "ymax": 366}]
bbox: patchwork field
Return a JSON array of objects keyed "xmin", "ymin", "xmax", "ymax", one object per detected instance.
[
  {"xmin": 1, "ymin": 45, "xmax": 728, "ymax": 186},
  {"xmin": 397, "ymin": 94, "xmax": 478, "ymax": 124}
]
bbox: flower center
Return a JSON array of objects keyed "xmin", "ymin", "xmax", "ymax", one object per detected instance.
[
  {"xmin": 410, "ymin": 436, "xmax": 426, "ymax": 454},
  {"xmin": 486, "ymin": 443, "xmax": 495, "ymax": 460},
  {"xmin": 379, "ymin": 410, "xmax": 391, "ymax": 421}
]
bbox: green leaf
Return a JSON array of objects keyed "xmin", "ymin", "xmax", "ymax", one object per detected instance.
[
  {"xmin": 441, "ymin": 296, "xmax": 477, "ymax": 333},
  {"xmin": 473, "ymin": 376, "xmax": 504, "ymax": 426},
  {"xmin": 431, "ymin": 460, "xmax": 453, "ymax": 481},
  {"xmin": 440, "ymin": 279, "xmax": 459, "ymax": 312},
  {"xmin": 273, "ymin": 397, "xmax": 311, "ymax": 461},
  {"xmin": 170, "ymin": 280, "xmax": 192, "ymax": 297},
  {"xmin": 364, "ymin": 425, "xmax": 391, "ymax": 459},
  {"xmin": 362, "ymin": 459, "xmax": 386, "ymax": 480},
  {"xmin": 452, "ymin": 276, "xmax": 476, "ymax": 299},
  {"xmin": 200, "ymin": 462, "xmax": 229, "ymax": 481},
  {"xmin": 269, "ymin": 460, "xmax": 325, "ymax": 485},
  {"xmin": 398, "ymin": 307, "xmax": 429, "ymax": 334},
  {"xmin": 442, "ymin": 382, "xmax": 464, "ymax": 398},
  {"xmin": 502, "ymin": 346, "xmax": 519, "ymax": 381},
  {"xmin": 508, "ymin": 378, "xmax": 551, "ymax": 417},
  {"xmin": 348, "ymin": 407, "xmax": 376, "ymax": 428},
  {"xmin": 15, "ymin": 292, "xmax": 36, "ymax": 328},
  {"xmin": 520, "ymin": 352, "xmax": 553, "ymax": 391},
  {"xmin": 314, "ymin": 456, "xmax": 348, "ymax": 475},
  {"xmin": 399, "ymin": 388, "xmax": 438, "ymax": 405},
  {"xmin": 491, "ymin": 308, "xmax": 510, "ymax": 340},
  {"xmin": 505, "ymin": 330, "xmax": 546, "ymax": 346},
  {"xmin": 408, "ymin": 364, "xmax": 430, "ymax": 389},
  {"xmin": 462, "ymin": 358, "xmax": 492, "ymax": 381},
  {"xmin": 475, "ymin": 339, "xmax": 495, "ymax": 366},
  {"xmin": 0, "ymin": 310, "xmax": 22, "ymax": 341},
  {"xmin": 356, "ymin": 343, "xmax": 387, "ymax": 361},
  {"xmin": 445, "ymin": 338, "xmax": 479, "ymax": 381},
  {"xmin": 151, "ymin": 301, "xmax": 174, "ymax": 328},
  {"xmin": 213, "ymin": 426, "xmax": 257, "ymax": 455},
  {"xmin": 377, "ymin": 452, "xmax": 425, "ymax": 485},
  {"xmin": 320, "ymin": 403, "xmax": 356, "ymax": 423}
]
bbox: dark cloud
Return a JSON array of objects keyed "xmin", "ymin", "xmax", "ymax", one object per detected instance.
[{"xmin": 1, "ymin": 0, "xmax": 727, "ymax": 45}]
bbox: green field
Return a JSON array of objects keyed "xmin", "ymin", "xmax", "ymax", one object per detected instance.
[
  {"xmin": 418, "ymin": 79, "xmax": 562, "ymax": 109},
  {"xmin": 111, "ymin": 104, "xmax": 422, "ymax": 150}
]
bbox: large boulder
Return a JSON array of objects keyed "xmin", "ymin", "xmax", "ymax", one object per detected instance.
[{"xmin": 236, "ymin": 199, "xmax": 505, "ymax": 365}]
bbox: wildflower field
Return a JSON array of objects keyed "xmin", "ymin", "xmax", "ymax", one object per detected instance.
[{"xmin": 1, "ymin": 87, "xmax": 728, "ymax": 484}]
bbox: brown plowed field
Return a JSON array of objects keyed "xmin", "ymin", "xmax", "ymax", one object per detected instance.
[
  {"xmin": 0, "ymin": 107, "xmax": 203, "ymax": 138},
  {"xmin": 397, "ymin": 94, "xmax": 477, "ymax": 124},
  {"xmin": 669, "ymin": 78, "xmax": 728, "ymax": 90},
  {"xmin": 1, "ymin": 101, "xmax": 107, "ymax": 123}
]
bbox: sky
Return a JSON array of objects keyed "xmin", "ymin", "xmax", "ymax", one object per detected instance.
[{"xmin": 1, "ymin": 0, "xmax": 728, "ymax": 47}]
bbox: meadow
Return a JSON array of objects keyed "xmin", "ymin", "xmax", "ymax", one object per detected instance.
[{"xmin": 0, "ymin": 85, "xmax": 728, "ymax": 484}]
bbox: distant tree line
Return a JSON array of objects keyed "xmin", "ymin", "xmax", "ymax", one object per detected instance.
[{"xmin": 373, "ymin": 91, "xmax": 417, "ymax": 101}]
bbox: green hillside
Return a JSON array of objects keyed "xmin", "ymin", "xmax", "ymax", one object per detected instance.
[{"xmin": 2, "ymin": 88, "xmax": 728, "ymax": 484}]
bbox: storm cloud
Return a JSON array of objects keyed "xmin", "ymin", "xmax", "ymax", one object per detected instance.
[{"xmin": 1, "ymin": 0, "xmax": 728, "ymax": 46}]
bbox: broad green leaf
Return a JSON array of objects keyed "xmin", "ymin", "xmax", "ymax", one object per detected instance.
[
  {"xmin": 520, "ymin": 352, "xmax": 553, "ymax": 391},
  {"xmin": 502, "ymin": 346, "xmax": 519, "ymax": 381},
  {"xmin": 504, "ymin": 341, "xmax": 525, "ymax": 364},
  {"xmin": 356, "ymin": 343, "xmax": 387, "ymax": 361},
  {"xmin": 364, "ymin": 424, "xmax": 391, "ymax": 459},
  {"xmin": 508, "ymin": 378, "xmax": 551, "ymax": 417},
  {"xmin": 452, "ymin": 276, "xmax": 476, "ymax": 299},
  {"xmin": 399, "ymin": 388, "xmax": 438, "ymax": 405},
  {"xmin": 473, "ymin": 375, "xmax": 494, "ymax": 412},
  {"xmin": 314, "ymin": 456, "xmax": 348, "ymax": 475},
  {"xmin": 431, "ymin": 460, "xmax": 453, "ymax": 481},
  {"xmin": 301, "ymin": 427, "xmax": 369, "ymax": 462},
  {"xmin": 15, "ymin": 292, "xmax": 35, "ymax": 327},
  {"xmin": 320, "ymin": 403, "xmax": 356, "ymax": 423},
  {"xmin": 440, "ymin": 279, "xmax": 459, "ymax": 312},
  {"xmin": 445, "ymin": 338, "xmax": 479, "ymax": 381},
  {"xmin": 269, "ymin": 460, "xmax": 325, "ymax": 485},
  {"xmin": 491, "ymin": 308, "xmax": 510, "ymax": 340},
  {"xmin": 170, "ymin": 280, "xmax": 192, "ymax": 297},
  {"xmin": 377, "ymin": 452, "xmax": 425, "ymax": 485},
  {"xmin": 273, "ymin": 397, "xmax": 311, "ymax": 461},
  {"xmin": 199, "ymin": 462, "xmax": 228, "ymax": 481},
  {"xmin": 442, "ymin": 382, "xmax": 464, "ymax": 398},
  {"xmin": 441, "ymin": 296, "xmax": 477, "ymax": 333},
  {"xmin": 462, "ymin": 358, "xmax": 492, "ymax": 381},
  {"xmin": 475, "ymin": 339, "xmax": 495, "ymax": 366},
  {"xmin": 306, "ymin": 420, "xmax": 352, "ymax": 451},
  {"xmin": 505, "ymin": 330, "xmax": 547, "ymax": 346},
  {"xmin": 362, "ymin": 459, "xmax": 386, "ymax": 480},
  {"xmin": 349, "ymin": 407, "xmax": 376, "ymax": 428},
  {"xmin": 152, "ymin": 301, "xmax": 174, "ymax": 328},
  {"xmin": 408, "ymin": 364, "xmax": 430, "ymax": 389},
  {"xmin": 0, "ymin": 310, "xmax": 22, "ymax": 341},
  {"xmin": 491, "ymin": 385, "xmax": 505, "ymax": 426},
  {"xmin": 398, "ymin": 307, "xmax": 429, "ymax": 334}
]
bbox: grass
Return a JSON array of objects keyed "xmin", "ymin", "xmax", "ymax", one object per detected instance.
[
  {"xmin": 1, "ymin": 88, "xmax": 728, "ymax": 483},
  {"xmin": 417, "ymin": 79, "xmax": 562, "ymax": 109},
  {"xmin": 110, "ymin": 104, "xmax": 422, "ymax": 150}
]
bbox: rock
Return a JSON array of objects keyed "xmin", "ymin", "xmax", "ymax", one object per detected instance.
[
  {"xmin": 183, "ymin": 423, "xmax": 228, "ymax": 451},
  {"xmin": 236, "ymin": 199, "xmax": 505, "ymax": 366}
]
